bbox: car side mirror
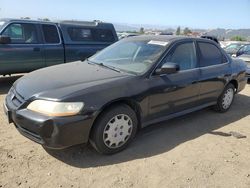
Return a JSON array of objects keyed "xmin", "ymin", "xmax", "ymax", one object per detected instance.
[
  {"xmin": 155, "ymin": 62, "xmax": 180, "ymax": 75},
  {"xmin": 0, "ymin": 35, "xmax": 11, "ymax": 44}
]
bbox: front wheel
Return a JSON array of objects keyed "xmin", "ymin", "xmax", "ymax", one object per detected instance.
[
  {"xmin": 90, "ymin": 104, "xmax": 138, "ymax": 154},
  {"xmin": 214, "ymin": 83, "xmax": 235, "ymax": 112}
]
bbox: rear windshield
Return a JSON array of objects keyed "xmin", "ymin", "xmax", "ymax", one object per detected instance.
[{"xmin": 67, "ymin": 28, "xmax": 115, "ymax": 42}]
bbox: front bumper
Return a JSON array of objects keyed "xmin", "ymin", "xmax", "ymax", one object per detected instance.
[{"xmin": 4, "ymin": 99, "xmax": 94, "ymax": 149}]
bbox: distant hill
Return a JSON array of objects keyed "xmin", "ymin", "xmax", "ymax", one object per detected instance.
[
  {"xmin": 206, "ymin": 29, "xmax": 250, "ymax": 40},
  {"xmin": 114, "ymin": 23, "xmax": 175, "ymax": 32},
  {"xmin": 114, "ymin": 23, "xmax": 250, "ymax": 41},
  {"xmin": 114, "ymin": 24, "xmax": 138, "ymax": 32}
]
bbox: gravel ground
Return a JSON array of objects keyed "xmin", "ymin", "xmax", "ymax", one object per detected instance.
[{"xmin": 1, "ymin": 75, "xmax": 250, "ymax": 188}]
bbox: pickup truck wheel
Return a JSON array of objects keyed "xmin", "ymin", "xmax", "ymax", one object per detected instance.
[
  {"xmin": 214, "ymin": 83, "xmax": 235, "ymax": 113},
  {"xmin": 90, "ymin": 104, "xmax": 138, "ymax": 154}
]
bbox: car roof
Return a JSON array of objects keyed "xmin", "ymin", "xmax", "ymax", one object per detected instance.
[
  {"xmin": 0, "ymin": 18, "xmax": 113, "ymax": 27},
  {"xmin": 0, "ymin": 18, "xmax": 54, "ymax": 24},
  {"xmin": 123, "ymin": 35, "xmax": 216, "ymax": 44}
]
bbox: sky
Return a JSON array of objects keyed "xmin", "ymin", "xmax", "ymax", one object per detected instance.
[{"xmin": 0, "ymin": 0, "xmax": 250, "ymax": 29}]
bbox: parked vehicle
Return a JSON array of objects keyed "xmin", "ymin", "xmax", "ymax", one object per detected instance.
[
  {"xmin": 224, "ymin": 42, "xmax": 249, "ymax": 57},
  {"xmin": 237, "ymin": 52, "xmax": 250, "ymax": 80},
  {"xmin": 0, "ymin": 18, "xmax": 118, "ymax": 75},
  {"xmin": 201, "ymin": 35, "xmax": 219, "ymax": 44},
  {"xmin": 220, "ymin": 41, "xmax": 228, "ymax": 48},
  {"xmin": 4, "ymin": 36, "xmax": 247, "ymax": 154},
  {"xmin": 117, "ymin": 32, "xmax": 139, "ymax": 40},
  {"xmin": 159, "ymin": 32, "xmax": 173, "ymax": 35},
  {"xmin": 236, "ymin": 44, "xmax": 250, "ymax": 57}
]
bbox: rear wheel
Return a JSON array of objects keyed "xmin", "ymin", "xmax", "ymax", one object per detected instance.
[
  {"xmin": 90, "ymin": 104, "xmax": 138, "ymax": 154},
  {"xmin": 214, "ymin": 83, "xmax": 235, "ymax": 112}
]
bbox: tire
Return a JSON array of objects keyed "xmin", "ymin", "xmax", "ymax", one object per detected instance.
[
  {"xmin": 90, "ymin": 104, "xmax": 138, "ymax": 154},
  {"xmin": 213, "ymin": 83, "xmax": 235, "ymax": 113}
]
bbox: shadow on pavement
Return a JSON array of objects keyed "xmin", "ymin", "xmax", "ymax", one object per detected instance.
[
  {"xmin": 45, "ymin": 93, "xmax": 250, "ymax": 168},
  {"xmin": 0, "ymin": 75, "xmax": 23, "ymax": 95}
]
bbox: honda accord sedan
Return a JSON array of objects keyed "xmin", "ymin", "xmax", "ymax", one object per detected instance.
[{"xmin": 4, "ymin": 36, "xmax": 247, "ymax": 154}]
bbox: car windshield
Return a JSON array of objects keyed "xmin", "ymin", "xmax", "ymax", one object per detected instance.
[
  {"xmin": 225, "ymin": 44, "xmax": 244, "ymax": 53},
  {"xmin": 238, "ymin": 45, "xmax": 250, "ymax": 54},
  {"xmin": 89, "ymin": 39, "xmax": 167, "ymax": 75}
]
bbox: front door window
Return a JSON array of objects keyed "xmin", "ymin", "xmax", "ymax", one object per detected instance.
[{"xmin": 2, "ymin": 23, "xmax": 38, "ymax": 44}]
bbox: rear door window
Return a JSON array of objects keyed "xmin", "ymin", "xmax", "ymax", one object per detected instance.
[
  {"xmin": 198, "ymin": 42, "xmax": 223, "ymax": 67},
  {"xmin": 42, "ymin": 24, "xmax": 60, "ymax": 44},
  {"xmin": 2, "ymin": 23, "xmax": 39, "ymax": 44},
  {"xmin": 67, "ymin": 28, "xmax": 115, "ymax": 42}
]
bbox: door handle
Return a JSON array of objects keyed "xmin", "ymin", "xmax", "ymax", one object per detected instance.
[{"xmin": 33, "ymin": 47, "xmax": 40, "ymax": 52}]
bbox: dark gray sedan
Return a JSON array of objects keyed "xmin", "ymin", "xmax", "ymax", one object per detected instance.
[{"xmin": 4, "ymin": 36, "xmax": 247, "ymax": 154}]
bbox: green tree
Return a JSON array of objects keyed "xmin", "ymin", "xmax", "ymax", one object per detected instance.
[
  {"xmin": 176, "ymin": 26, "xmax": 181, "ymax": 35},
  {"xmin": 231, "ymin": 36, "xmax": 246, "ymax": 41},
  {"xmin": 139, "ymin": 27, "xmax": 144, "ymax": 34},
  {"xmin": 183, "ymin": 27, "xmax": 192, "ymax": 35}
]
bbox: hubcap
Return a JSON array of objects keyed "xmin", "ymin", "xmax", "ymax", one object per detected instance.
[
  {"xmin": 103, "ymin": 114, "xmax": 133, "ymax": 149},
  {"xmin": 222, "ymin": 88, "xmax": 234, "ymax": 109}
]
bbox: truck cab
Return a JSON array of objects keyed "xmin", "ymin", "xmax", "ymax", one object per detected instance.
[{"xmin": 0, "ymin": 18, "xmax": 118, "ymax": 75}]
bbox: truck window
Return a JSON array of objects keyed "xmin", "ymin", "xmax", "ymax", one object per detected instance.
[
  {"xmin": 92, "ymin": 29, "xmax": 115, "ymax": 42},
  {"xmin": 42, "ymin": 24, "xmax": 60, "ymax": 44},
  {"xmin": 67, "ymin": 28, "xmax": 115, "ymax": 42},
  {"xmin": 68, "ymin": 28, "xmax": 92, "ymax": 41},
  {"xmin": 198, "ymin": 42, "xmax": 222, "ymax": 67},
  {"xmin": 2, "ymin": 23, "xmax": 38, "ymax": 44}
]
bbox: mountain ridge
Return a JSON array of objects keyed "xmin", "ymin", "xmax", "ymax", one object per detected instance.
[{"xmin": 114, "ymin": 23, "xmax": 250, "ymax": 40}]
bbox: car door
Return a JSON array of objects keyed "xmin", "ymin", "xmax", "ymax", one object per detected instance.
[
  {"xmin": 146, "ymin": 41, "xmax": 200, "ymax": 122},
  {"xmin": 197, "ymin": 41, "xmax": 231, "ymax": 105},
  {"xmin": 0, "ymin": 22, "xmax": 45, "ymax": 74},
  {"xmin": 41, "ymin": 24, "xmax": 64, "ymax": 67}
]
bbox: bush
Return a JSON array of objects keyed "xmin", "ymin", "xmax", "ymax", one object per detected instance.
[{"xmin": 231, "ymin": 36, "xmax": 247, "ymax": 41}]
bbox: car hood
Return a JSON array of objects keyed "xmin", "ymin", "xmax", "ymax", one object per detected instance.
[
  {"xmin": 238, "ymin": 54, "xmax": 250, "ymax": 62},
  {"xmin": 14, "ymin": 61, "xmax": 131, "ymax": 100}
]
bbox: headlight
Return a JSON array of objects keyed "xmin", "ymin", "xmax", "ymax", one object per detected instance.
[{"xmin": 27, "ymin": 100, "xmax": 84, "ymax": 117}]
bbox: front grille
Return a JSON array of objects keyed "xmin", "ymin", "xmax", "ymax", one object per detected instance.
[{"xmin": 8, "ymin": 87, "xmax": 25, "ymax": 109}]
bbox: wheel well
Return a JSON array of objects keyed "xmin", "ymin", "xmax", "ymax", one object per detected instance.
[
  {"xmin": 89, "ymin": 99, "xmax": 142, "ymax": 137},
  {"xmin": 229, "ymin": 80, "xmax": 238, "ymax": 92}
]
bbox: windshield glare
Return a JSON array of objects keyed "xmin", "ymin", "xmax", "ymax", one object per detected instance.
[
  {"xmin": 89, "ymin": 40, "xmax": 166, "ymax": 74},
  {"xmin": 0, "ymin": 21, "xmax": 5, "ymax": 31}
]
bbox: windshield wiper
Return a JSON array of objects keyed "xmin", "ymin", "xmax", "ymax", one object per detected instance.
[
  {"xmin": 86, "ymin": 59, "xmax": 121, "ymax": 73},
  {"xmin": 98, "ymin": 63, "xmax": 121, "ymax": 73},
  {"xmin": 86, "ymin": 58, "xmax": 97, "ymax": 65}
]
